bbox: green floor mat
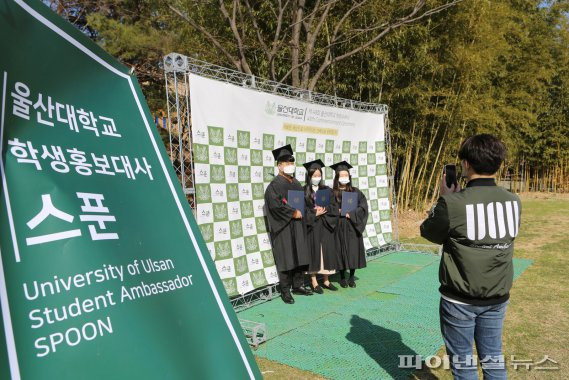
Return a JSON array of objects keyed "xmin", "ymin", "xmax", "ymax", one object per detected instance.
[{"xmin": 238, "ymin": 251, "xmax": 533, "ymax": 379}]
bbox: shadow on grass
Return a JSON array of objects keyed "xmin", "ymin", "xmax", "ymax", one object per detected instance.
[{"xmin": 346, "ymin": 315, "xmax": 437, "ymax": 379}]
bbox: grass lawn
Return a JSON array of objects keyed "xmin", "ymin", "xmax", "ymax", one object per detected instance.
[{"xmin": 255, "ymin": 194, "xmax": 568, "ymax": 379}]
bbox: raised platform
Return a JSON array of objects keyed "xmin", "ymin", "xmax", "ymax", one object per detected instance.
[{"xmin": 237, "ymin": 250, "xmax": 533, "ymax": 379}]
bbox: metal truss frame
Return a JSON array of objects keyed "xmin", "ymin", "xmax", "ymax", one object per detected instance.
[
  {"xmin": 164, "ymin": 53, "xmax": 388, "ymax": 113},
  {"xmin": 232, "ymin": 283, "xmax": 280, "ymax": 313},
  {"xmin": 164, "ymin": 60, "xmax": 195, "ymax": 210},
  {"xmin": 238, "ymin": 319, "xmax": 268, "ymax": 348}
]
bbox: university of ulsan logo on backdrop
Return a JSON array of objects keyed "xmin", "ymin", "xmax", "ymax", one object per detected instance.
[{"xmin": 265, "ymin": 101, "xmax": 276, "ymax": 115}]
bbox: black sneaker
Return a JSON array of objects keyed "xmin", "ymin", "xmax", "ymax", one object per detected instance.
[{"xmin": 339, "ymin": 279, "xmax": 348, "ymax": 288}]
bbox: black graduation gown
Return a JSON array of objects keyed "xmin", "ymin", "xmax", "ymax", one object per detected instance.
[
  {"xmin": 336, "ymin": 188, "xmax": 368, "ymax": 270},
  {"xmin": 264, "ymin": 175, "xmax": 310, "ymax": 272},
  {"xmin": 304, "ymin": 185, "xmax": 340, "ymax": 272}
]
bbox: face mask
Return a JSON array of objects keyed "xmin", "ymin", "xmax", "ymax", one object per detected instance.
[
  {"xmin": 311, "ymin": 177, "xmax": 321, "ymax": 186},
  {"xmin": 283, "ymin": 165, "xmax": 296, "ymax": 175},
  {"xmin": 339, "ymin": 177, "xmax": 350, "ymax": 185}
]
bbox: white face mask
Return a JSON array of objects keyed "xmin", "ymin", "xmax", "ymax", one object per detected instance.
[
  {"xmin": 311, "ymin": 177, "xmax": 321, "ymax": 186},
  {"xmin": 339, "ymin": 177, "xmax": 350, "ymax": 185},
  {"xmin": 283, "ymin": 165, "xmax": 296, "ymax": 175}
]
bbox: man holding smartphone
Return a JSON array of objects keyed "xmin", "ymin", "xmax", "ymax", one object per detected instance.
[{"xmin": 420, "ymin": 134, "xmax": 521, "ymax": 380}]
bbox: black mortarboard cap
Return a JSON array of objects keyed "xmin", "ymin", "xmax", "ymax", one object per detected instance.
[
  {"xmin": 272, "ymin": 144, "xmax": 295, "ymax": 162},
  {"xmin": 302, "ymin": 159, "xmax": 325, "ymax": 171},
  {"xmin": 329, "ymin": 161, "xmax": 353, "ymax": 172}
]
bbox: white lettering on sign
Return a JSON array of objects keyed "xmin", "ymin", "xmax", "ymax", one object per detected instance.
[
  {"xmin": 34, "ymin": 317, "xmax": 113, "ymax": 358},
  {"xmin": 26, "ymin": 194, "xmax": 82, "ymax": 245},
  {"xmin": 7, "ymin": 138, "xmax": 153, "ymax": 180},
  {"xmin": 10, "ymin": 79, "xmax": 121, "ymax": 138},
  {"xmin": 77, "ymin": 192, "xmax": 118, "ymax": 241},
  {"xmin": 25, "ymin": 192, "xmax": 119, "ymax": 246}
]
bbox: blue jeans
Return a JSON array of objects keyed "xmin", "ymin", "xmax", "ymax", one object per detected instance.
[{"xmin": 439, "ymin": 297, "xmax": 509, "ymax": 380}]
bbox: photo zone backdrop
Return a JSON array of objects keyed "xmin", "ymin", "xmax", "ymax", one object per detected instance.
[{"xmin": 190, "ymin": 74, "xmax": 392, "ymax": 297}]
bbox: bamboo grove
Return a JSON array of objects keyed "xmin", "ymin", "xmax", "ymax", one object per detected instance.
[{"xmin": 48, "ymin": 0, "xmax": 569, "ymax": 210}]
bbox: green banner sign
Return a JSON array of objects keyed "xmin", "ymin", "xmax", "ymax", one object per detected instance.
[{"xmin": 0, "ymin": 1, "xmax": 260, "ymax": 378}]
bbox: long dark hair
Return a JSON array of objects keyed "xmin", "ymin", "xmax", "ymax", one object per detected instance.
[
  {"xmin": 304, "ymin": 167, "xmax": 326, "ymax": 207},
  {"xmin": 333, "ymin": 170, "xmax": 354, "ymax": 202}
]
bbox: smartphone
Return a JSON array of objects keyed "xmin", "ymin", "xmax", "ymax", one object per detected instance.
[{"xmin": 444, "ymin": 164, "xmax": 458, "ymax": 189}]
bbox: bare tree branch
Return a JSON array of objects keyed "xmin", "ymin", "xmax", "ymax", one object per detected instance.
[
  {"xmin": 325, "ymin": 22, "xmax": 390, "ymax": 50},
  {"xmin": 278, "ymin": 55, "xmax": 316, "ymax": 84},
  {"xmin": 270, "ymin": 0, "xmax": 290, "ymax": 79},
  {"xmin": 331, "ymin": 0, "xmax": 368, "ymax": 43},
  {"xmin": 336, "ymin": 0, "xmax": 464, "ymax": 62},
  {"xmin": 290, "ymin": 0, "xmax": 305, "ymax": 87},
  {"xmin": 218, "ymin": 0, "xmax": 253, "ymax": 74},
  {"xmin": 301, "ymin": 0, "xmax": 333, "ymax": 87},
  {"xmin": 302, "ymin": 0, "xmax": 320, "ymax": 32},
  {"xmin": 165, "ymin": 2, "xmax": 243, "ymax": 71},
  {"xmin": 308, "ymin": 0, "xmax": 464, "ymax": 90},
  {"xmin": 289, "ymin": 0, "xmax": 341, "ymax": 29},
  {"xmin": 243, "ymin": 0, "xmax": 270, "ymax": 53},
  {"xmin": 167, "ymin": 0, "xmax": 463, "ymax": 91},
  {"xmin": 241, "ymin": 0, "xmax": 292, "ymax": 80},
  {"xmin": 278, "ymin": 0, "xmax": 364, "ymax": 85}
]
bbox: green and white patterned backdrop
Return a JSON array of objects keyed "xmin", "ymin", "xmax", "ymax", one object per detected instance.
[{"xmin": 190, "ymin": 75, "xmax": 392, "ymax": 297}]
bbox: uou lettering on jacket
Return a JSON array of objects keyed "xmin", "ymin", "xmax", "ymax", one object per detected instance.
[{"xmin": 465, "ymin": 200, "xmax": 520, "ymax": 242}]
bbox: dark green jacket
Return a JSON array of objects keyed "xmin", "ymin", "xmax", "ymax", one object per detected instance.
[{"xmin": 420, "ymin": 178, "xmax": 521, "ymax": 305}]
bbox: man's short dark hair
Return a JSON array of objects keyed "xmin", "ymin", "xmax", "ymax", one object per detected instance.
[
  {"xmin": 277, "ymin": 156, "xmax": 295, "ymax": 164},
  {"xmin": 458, "ymin": 134, "xmax": 506, "ymax": 175}
]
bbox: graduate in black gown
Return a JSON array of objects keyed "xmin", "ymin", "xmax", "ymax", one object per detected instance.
[
  {"xmin": 330, "ymin": 161, "xmax": 368, "ymax": 288},
  {"xmin": 303, "ymin": 160, "xmax": 339, "ymax": 294},
  {"xmin": 264, "ymin": 144, "xmax": 313, "ymax": 304}
]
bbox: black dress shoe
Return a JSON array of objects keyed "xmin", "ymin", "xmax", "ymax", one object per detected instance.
[
  {"xmin": 310, "ymin": 284, "xmax": 324, "ymax": 294},
  {"xmin": 348, "ymin": 277, "xmax": 356, "ymax": 288},
  {"xmin": 322, "ymin": 282, "xmax": 338, "ymax": 291},
  {"xmin": 292, "ymin": 286, "xmax": 313, "ymax": 296},
  {"xmin": 339, "ymin": 279, "xmax": 348, "ymax": 288},
  {"xmin": 281, "ymin": 292, "xmax": 295, "ymax": 304}
]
